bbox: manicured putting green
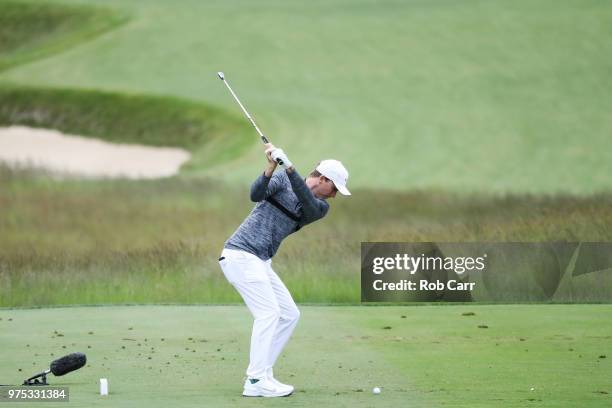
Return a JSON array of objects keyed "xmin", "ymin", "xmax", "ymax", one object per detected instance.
[{"xmin": 1, "ymin": 305, "xmax": 610, "ymax": 407}]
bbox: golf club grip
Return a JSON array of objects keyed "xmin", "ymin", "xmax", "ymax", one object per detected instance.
[{"xmin": 260, "ymin": 135, "xmax": 284, "ymax": 164}]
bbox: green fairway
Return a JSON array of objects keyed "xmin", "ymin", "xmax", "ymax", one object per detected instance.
[
  {"xmin": 1, "ymin": 0, "xmax": 611, "ymax": 193},
  {"xmin": 0, "ymin": 305, "xmax": 610, "ymax": 407},
  {"xmin": 0, "ymin": 0, "xmax": 127, "ymax": 71}
]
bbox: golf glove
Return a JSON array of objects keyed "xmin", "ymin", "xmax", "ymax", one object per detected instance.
[{"xmin": 271, "ymin": 148, "xmax": 293, "ymax": 169}]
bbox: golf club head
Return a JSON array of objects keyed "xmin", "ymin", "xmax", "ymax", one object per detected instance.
[{"xmin": 217, "ymin": 72, "xmax": 225, "ymax": 80}]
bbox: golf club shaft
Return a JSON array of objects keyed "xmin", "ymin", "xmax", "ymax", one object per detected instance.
[{"xmin": 218, "ymin": 74, "xmax": 269, "ymax": 144}]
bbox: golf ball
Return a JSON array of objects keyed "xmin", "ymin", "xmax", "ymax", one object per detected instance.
[{"xmin": 372, "ymin": 387, "xmax": 381, "ymax": 395}]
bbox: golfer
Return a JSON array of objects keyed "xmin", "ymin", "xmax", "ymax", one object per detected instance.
[{"xmin": 218, "ymin": 144, "xmax": 350, "ymax": 397}]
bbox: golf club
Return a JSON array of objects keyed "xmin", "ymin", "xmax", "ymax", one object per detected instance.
[{"xmin": 217, "ymin": 72, "xmax": 284, "ymax": 165}]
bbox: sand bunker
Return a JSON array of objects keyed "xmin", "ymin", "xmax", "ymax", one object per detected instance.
[{"xmin": 0, "ymin": 126, "xmax": 191, "ymax": 179}]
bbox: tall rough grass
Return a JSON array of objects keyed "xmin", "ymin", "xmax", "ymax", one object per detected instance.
[{"xmin": 2, "ymin": 166, "xmax": 611, "ymax": 306}]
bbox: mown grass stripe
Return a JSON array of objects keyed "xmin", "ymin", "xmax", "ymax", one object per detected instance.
[{"xmin": 0, "ymin": 0, "xmax": 129, "ymax": 71}]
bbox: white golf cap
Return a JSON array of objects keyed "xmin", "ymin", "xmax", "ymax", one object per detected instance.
[{"xmin": 316, "ymin": 159, "xmax": 351, "ymax": 196}]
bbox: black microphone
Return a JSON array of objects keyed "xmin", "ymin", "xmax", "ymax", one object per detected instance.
[
  {"xmin": 50, "ymin": 352, "xmax": 87, "ymax": 376},
  {"xmin": 23, "ymin": 353, "xmax": 87, "ymax": 385}
]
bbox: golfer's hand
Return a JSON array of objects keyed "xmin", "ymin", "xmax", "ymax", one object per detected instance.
[
  {"xmin": 263, "ymin": 143, "xmax": 277, "ymax": 177},
  {"xmin": 264, "ymin": 143, "xmax": 277, "ymax": 165},
  {"xmin": 271, "ymin": 148, "xmax": 293, "ymax": 170}
]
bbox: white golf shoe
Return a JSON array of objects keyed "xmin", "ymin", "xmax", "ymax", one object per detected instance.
[
  {"xmin": 242, "ymin": 377, "xmax": 293, "ymax": 397},
  {"xmin": 266, "ymin": 367, "xmax": 294, "ymax": 394}
]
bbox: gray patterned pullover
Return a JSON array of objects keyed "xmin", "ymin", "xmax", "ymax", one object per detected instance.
[{"xmin": 224, "ymin": 169, "xmax": 329, "ymax": 260}]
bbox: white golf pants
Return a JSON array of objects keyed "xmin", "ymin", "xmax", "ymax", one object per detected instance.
[{"xmin": 218, "ymin": 248, "xmax": 300, "ymax": 379}]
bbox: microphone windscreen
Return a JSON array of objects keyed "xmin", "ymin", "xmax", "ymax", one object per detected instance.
[{"xmin": 50, "ymin": 352, "xmax": 87, "ymax": 376}]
